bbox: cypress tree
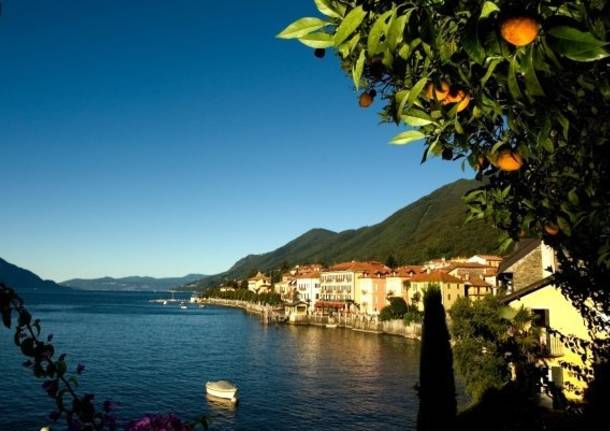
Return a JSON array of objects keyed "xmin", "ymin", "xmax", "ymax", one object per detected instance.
[{"xmin": 417, "ymin": 285, "xmax": 457, "ymax": 430}]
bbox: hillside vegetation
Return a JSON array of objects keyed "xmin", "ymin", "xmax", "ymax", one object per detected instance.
[{"xmin": 187, "ymin": 179, "xmax": 503, "ymax": 289}]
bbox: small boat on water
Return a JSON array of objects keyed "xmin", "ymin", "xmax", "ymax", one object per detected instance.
[
  {"xmin": 198, "ymin": 304, "xmax": 206, "ymax": 308},
  {"xmin": 180, "ymin": 302, "xmax": 188, "ymax": 310},
  {"xmin": 162, "ymin": 300, "xmax": 168, "ymax": 305},
  {"xmin": 326, "ymin": 323, "xmax": 338, "ymax": 329},
  {"xmin": 206, "ymin": 380, "xmax": 238, "ymax": 402}
]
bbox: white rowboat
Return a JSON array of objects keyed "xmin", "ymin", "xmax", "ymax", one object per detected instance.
[{"xmin": 206, "ymin": 380, "xmax": 238, "ymax": 402}]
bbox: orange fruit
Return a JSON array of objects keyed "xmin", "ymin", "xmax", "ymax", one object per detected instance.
[
  {"xmin": 425, "ymin": 80, "xmax": 450, "ymax": 101},
  {"xmin": 500, "ymin": 17, "xmax": 540, "ymax": 47},
  {"xmin": 544, "ymin": 223, "xmax": 559, "ymax": 236},
  {"xmin": 456, "ymin": 93, "xmax": 471, "ymax": 112},
  {"xmin": 359, "ymin": 92, "xmax": 373, "ymax": 108},
  {"xmin": 443, "ymin": 89, "xmax": 471, "ymax": 112},
  {"xmin": 495, "ymin": 150, "xmax": 523, "ymax": 171}
]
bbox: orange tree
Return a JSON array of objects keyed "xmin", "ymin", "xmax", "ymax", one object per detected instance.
[{"xmin": 278, "ymin": 0, "xmax": 610, "ymax": 357}]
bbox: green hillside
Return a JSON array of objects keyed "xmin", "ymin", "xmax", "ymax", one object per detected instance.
[{"xmin": 187, "ymin": 179, "xmax": 503, "ymax": 290}]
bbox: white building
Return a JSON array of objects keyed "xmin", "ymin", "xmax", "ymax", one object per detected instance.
[{"xmin": 296, "ymin": 272, "xmax": 321, "ymax": 312}]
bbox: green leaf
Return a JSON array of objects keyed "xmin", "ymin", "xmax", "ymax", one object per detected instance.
[
  {"xmin": 298, "ymin": 32, "xmax": 335, "ymax": 48},
  {"xmin": 555, "ymin": 112, "xmax": 570, "ymax": 139},
  {"xmin": 508, "ymin": 56, "xmax": 523, "ymax": 100},
  {"xmin": 557, "ymin": 216, "xmax": 572, "ymax": 236},
  {"xmin": 334, "ymin": 6, "xmax": 367, "ymax": 46},
  {"xmin": 500, "ymin": 306, "xmax": 518, "ymax": 321},
  {"xmin": 277, "ymin": 17, "xmax": 330, "ymax": 39},
  {"xmin": 398, "ymin": 44, "xmax": 410, "ymax": 59},
  {"xmin": 368, "ymin": 9, "xmax": 394, "ymax": 55},
  {"xmin": 402, "ymin": 109, "xmax": 435, "ymax": 127},
  {"xmin": 463, "ymin": 18, "xmax": 485, "ymax": 64},
  {"xmin": 547, "ymin": 26, "xmax": 608, "ymax": 47},
  {"xmin": 314, "ymin": 0, "xmax": 344, "ymax": 19},
  {"xmin": 386, "ymin": 13, "xmax": 408, "ymax": 50},
  {"xmin": 481, "ymin": 57, "xmax": 502, "ymax": 88},
  {"xmin": 568, "ymin": 188, "xmax": 580, "ymax": 206},
  {"xmin": 338, "ymin": 33, "xmax": 360, "ymax": 58},
  {"xmin": 390, "ymin": 130, "xmax": 426, "ymax": 145},
  {"xmin": 547, "ymin": 26, "xmax": 610, "ymax": 62},
  {"xmin": 537, "ymin": 116, "xmax": 553, "ymax": 153},
  {"xmin": 522, "ymin": 46, "xmax": 545, "ymax": 97},
  {"xmin": 480, "ymin": 1, "xmax": 500, "ymax": 19},
  {"xmin": 352, "ymin": 49, "xmax": 366, "ymax": 90},
  {"xmin": 407, "ymin": 76, "xmax": 429, "ymax": 104}
]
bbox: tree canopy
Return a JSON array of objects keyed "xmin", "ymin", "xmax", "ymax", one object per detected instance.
[{"xmin": 279, "ymin": 0, "xmax": 610, "ymax": 337}]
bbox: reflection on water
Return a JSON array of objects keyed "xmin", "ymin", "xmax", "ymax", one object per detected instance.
[{"xmin": 0, "ymin": 291, "xmax": 453, "ymax": 430}]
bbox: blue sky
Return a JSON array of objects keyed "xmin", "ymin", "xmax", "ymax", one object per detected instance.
[{"xmin": 0, "ymin": 0, "xmax": 469, "ymax": 281}]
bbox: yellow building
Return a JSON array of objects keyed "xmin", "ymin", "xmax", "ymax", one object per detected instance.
[
  {"xmin": 247, "ymin": 271, "xmax": 272, "ymax": 294},
  {"xmin": 503, "ymin": 276, "xmax": 591, "ymax": 401},
  {"xmin": 498, "ymin": 239, "xmax": 598, "ymax": 401},
  {"xmin": 408, "ymin": 270, "xmax": 466, "ymax": 310}
]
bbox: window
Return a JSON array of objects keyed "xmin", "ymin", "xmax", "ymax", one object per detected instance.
[{"xmin": 448, "ymin": 294, "xmax": 451, "ymax": 300}]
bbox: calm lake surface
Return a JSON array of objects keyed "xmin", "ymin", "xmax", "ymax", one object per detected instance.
[{"xmin": 0, "ymin": 290, "xmax": 431, "ymax": 430}]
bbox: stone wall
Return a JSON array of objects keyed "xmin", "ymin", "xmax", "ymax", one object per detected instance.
[
  {"xmin": 509, "ymin": 246, "xmax": 543, "ymax": 291},
  {"xmin": 202, "ymin": 298, "xmax": 421, "ymax": 339}
]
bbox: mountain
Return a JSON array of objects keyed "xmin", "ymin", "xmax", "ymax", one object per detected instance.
[
  {"xmin": 61, "ymin": 274, "xmax": 207, "ymax": 292},
  {"xmin": 0, "ymin": 257, "xmax": 70, "ymax": 294},
  {"xmin": 187, "ymin": 179, "xmax": 504, "ymax": 290}
]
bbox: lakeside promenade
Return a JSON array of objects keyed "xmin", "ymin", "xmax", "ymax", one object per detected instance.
[{"xmin": 201, "ymin": 297, "xmax": 422, "ymax": 339}]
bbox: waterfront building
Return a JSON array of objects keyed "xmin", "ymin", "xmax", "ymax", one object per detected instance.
[
  {"xmin": 498, "ymin": 240, "xmax": 591, "ymax": 401},
  {"xmin": 423, "ymin": 257, "xmax": 454, "ymax": 270},
  {"xmin": 295, "ymin": 271, "xmax": 321, "ymax": 312},
  {"xmin": 219, "ymin": 286, "xmax": 236, "ymax": 292},
  {"xmin": 407, "ymin": 270, "xmax": 466, "ymax": 310},
  {"xmin": 446, "ymin": 262, "xmax": 498, "ymax": 295},
  {"xmin": 384, "ymin": 266, "xmax": 424, "ymax": 305},
  {"xmin": 318, "ymin": 261, "xmax": 390, "ymax": 313},
  {"xmin": 468, "ymin": 254, "xmax": 503, "ymax": 268},
  {"xmin": 274, "ymin": 273, "xmax": 297, "ymax": 300},
  {"xmin": 248, "ymin": 271, "xmax": 272, "ymax": 294},
  {"xmin": 357, "ymin": 271, "xmax": 388, "ymax": 315}
]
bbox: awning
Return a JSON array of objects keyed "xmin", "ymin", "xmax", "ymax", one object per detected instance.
[{"xmin": 315, "ymin": 301, "xmax": 350, "ymax": 309}]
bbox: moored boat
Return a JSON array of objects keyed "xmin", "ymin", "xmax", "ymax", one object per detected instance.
[{"xmin": 205, "ymin": 380, "xmax": 238, "ymax": 402}]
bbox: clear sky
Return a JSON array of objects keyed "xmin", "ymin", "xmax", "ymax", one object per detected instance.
[{"xmin": 0, "ymin": 0, "xmax": 469, "ymax": 282}]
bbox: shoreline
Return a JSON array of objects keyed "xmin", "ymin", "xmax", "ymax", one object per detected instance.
[{"xmin": 201, "ymin": 298, "xmax": 421, "ymax": 340}]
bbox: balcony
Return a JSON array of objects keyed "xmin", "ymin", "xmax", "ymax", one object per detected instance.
[{"xmin": 540, "ymin": 332, "xmax": 564, "ymax": 358}]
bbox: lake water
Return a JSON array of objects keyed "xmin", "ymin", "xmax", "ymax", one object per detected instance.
[{"xmin": 0, "ymin": 290, "xmax": 427, "ymax": 430}]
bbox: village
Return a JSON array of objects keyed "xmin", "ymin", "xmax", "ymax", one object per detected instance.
[{"xmin": 197, "ymin": 238, "xmax": 590, "ymax": 402}]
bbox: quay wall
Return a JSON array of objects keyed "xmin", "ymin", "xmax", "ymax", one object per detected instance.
[{"xmin": 201, "ymin": 298, "xmax": 421, "ymax": 339}]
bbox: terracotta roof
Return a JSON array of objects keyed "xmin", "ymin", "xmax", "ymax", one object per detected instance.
[
  {"xmin": 384, "ymin": 266, "xmax": 425, "ymax": 278},
  {"xmin": 465, "ymin": 277, "xmax": 492, "ymax": 287},
  {"xmin": 409, "ymin": 270, "xmax": 464, "ymax": 284},
  {"xmin": 296, "ymin": 271, "xmax": 320, "ymax": 279},
  {"xmin": 475, "ymin": 255, "xmax": 503, "ymax": 261},
  {"xmin": 448, "ymin": 262, "xmax": 495, "ymax": 270},
  {"xmin": 497, "ymin": 238, "xmax": 541, "ymax": 274},
  {"xmin": 500, "ymin": 275, "xmax": 555, "ymax": 303},
  {"xmin": 327, "ymin": 261, "xmax": 390, "ymax": 273}
]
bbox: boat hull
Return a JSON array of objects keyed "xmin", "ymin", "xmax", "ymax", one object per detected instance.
[{"xmin": 206, "ymin": 381, "xmax": 238, "ymax": 402}]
